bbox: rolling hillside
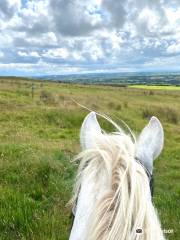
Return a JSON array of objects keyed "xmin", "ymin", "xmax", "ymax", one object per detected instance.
[{"xmin": 0, "ymin": 77, "xmax": 179, "ymax": 239}]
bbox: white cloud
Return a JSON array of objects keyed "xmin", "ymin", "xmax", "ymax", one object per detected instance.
[
  {"xmin": 42, "ymin": 48, "xmax": 69, "ymax": 59},
  {"xmin": 72, "ymin": 52, "xmax": 85, "ymax": 61},
  {"xmin": 0, "ymin": 0, "xmax": 21, "ymax": 19},
  {"xmin": 167, "ymin": 42, "xmax": 180, "ymax": 54},
  {"xmin": 18, "ymin": 51, "xmax": 40, "ymax": 57}
]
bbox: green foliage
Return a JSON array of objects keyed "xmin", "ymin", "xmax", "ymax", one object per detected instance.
[{"xmin": 0, "ymin": 78, "xmax": 179, "ymax": 239}]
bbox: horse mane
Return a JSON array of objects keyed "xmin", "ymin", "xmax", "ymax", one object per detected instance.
[{"xmin": 70, "ymin": 116, "xmax": 165, "ymax": 240}]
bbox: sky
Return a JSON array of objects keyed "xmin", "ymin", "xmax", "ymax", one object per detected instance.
[{"xmin": 0, "ymin": 0, "xmax": 180, "ymax": 76}]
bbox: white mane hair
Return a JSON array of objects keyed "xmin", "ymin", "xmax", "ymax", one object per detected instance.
[{"xmin": 69, "ymin": 112, "xmax": 165, "ymax": 240}]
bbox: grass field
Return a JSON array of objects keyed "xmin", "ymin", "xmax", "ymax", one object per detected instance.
[
  {"xmin": 0, "ymin": 78, "xmax": 179, "ymax": 240},
  {"xmin": 129, "ymin": 85, "xmax": 180, "ymax": 90}
]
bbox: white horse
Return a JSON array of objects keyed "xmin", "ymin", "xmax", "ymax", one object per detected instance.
[{"xmin": 69, "ymin": 112, "xmax": 165, "ymax": 240}]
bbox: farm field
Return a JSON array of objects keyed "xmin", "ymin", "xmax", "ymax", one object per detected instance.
[
  {"xmin": 129, "ymin": 85, "xmax": 180, "ymax": 90},
  {"xmin": 0, "ymin": 77, "xmax": 180, "ymax": 240}
]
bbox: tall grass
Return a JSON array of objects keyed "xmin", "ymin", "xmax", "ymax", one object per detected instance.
[{"xmin": 142, "ymin": 107, "xmax": 179, "ymax": 124}]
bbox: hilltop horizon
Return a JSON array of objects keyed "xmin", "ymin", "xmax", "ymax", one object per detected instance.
[
  {"xmin": 1, "ymin": 71, "xmax": 180, "ymax": 86},
  {"xmin": 1, "ymin": 70, "xmax": 180, "ymax": 78}
]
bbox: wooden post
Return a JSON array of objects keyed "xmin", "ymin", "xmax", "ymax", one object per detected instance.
[{"xmin": 31, "ymin": 83, "xmax": 35, "ymax": 99}]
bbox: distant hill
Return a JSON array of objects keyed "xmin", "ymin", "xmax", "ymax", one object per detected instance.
[{"xmin": 36, "ymin": 72, "xmax": 180, "ymax": 85}]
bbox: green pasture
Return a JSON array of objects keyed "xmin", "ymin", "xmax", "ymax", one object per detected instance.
[
  {"xmin": 0, "ymin": 78, "xmax": 179, "ymax": 239},
  {"xmin": 129, "ymin": 85, "xmax": 180, "ymax": 90}
]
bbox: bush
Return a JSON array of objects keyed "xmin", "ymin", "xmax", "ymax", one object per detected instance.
[
  {"xmin": 142, "ymin": 107, "xmax": 179, "ymax": 124},
  {"xmin": 165, "ymin": 108, "xmax": 179, "ymax": 124},
  {"xmin": 108, "ymin": 102, "xmax": 122, "ymax": 111},
  {"xmin": 40, "ymin": 91, "xmax": 56, "ymax": 105},
  {"xmin": 142, "ymin": 108, "xmax": 153, "ymax": 119}
]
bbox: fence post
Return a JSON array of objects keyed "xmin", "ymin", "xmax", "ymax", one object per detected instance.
[{"xmin": 31, "ymin": 83, "xmax": 35, "ymax": 99}]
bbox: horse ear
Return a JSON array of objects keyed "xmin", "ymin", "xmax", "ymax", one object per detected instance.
[
  {"xmin": 80, "ymin": 112, "xmax": 102, "ymax": 150},
  {"xmin": 136, "ymin": 116, "xmax": 164, "ymax": 174}
]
